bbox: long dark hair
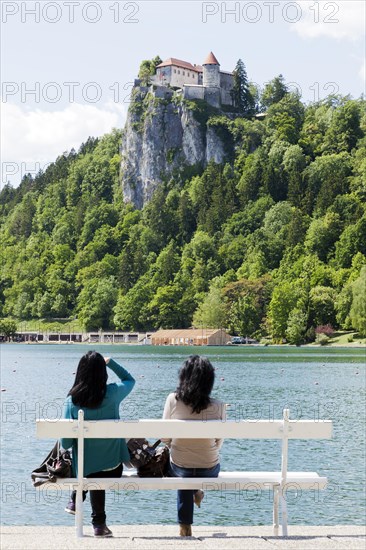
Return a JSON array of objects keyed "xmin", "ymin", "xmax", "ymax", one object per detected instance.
[
  {"xmin": 176, "ymin": 355, "xmax": 215, "ymax": 414},
  {"xmin": 68, "ymin": 351, "xmax": 108, "ymax": 408}
]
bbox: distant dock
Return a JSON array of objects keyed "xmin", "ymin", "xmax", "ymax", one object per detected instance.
[{"xmin": 7, "ymin": 331, "xmax": 153, "ymax": 344}]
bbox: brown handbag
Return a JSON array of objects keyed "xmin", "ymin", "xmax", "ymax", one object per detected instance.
[{"xmin": 127, "ymin": 438, "xmax": 170, "ymax": 477}]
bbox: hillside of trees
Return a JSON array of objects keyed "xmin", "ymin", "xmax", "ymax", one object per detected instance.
[{"xmin": 1, "ymin": 76, "xmax": 365, "ymax": 343}]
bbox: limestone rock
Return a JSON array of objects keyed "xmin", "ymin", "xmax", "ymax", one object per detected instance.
[{"xmin": 121, "ymin": 88, "xmax": 228, "ymax": 209}]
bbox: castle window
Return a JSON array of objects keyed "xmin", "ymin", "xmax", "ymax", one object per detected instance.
[
  {"xmin": 178, "ymin": 70, "xmax": 180, "ymax": 74},
  {"xmin": 183, "ymin": 71, "xmax": 185, "ymax": 75},
  {"xmin": 187, "ymin": 72, "xmax": 190, "ymax": 77},
  {"xmin": 174, "ymin": 69, "xmax": 176, "ymax": 73}
]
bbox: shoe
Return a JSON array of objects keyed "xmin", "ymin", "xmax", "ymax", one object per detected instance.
[
  {"xmin": 93, "ymin": 524, "xmax": 113, "ymax": 537},
  {"xmin": 179, "ymin": 524, "xmax": 192, "ymax": 537},
  {"xmin": 194, "ymin": 490, "xmax": 204, "ymax": 508},
  {"xmin": 65, "ymin": 500, "xmax": 75, "ymax": 515}
]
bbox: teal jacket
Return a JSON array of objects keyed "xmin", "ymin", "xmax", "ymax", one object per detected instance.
[{"xmin": 61, "ymin": 358, "xmax": 135, "ymax": 476}]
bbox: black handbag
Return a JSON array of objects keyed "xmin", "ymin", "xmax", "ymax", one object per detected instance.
[
  {"xmin": 31, "ymin": 441, "xmax": 72, "ymax": 487},
  {"xmin": 127, "ymin": 438, "xmax": 170, "ymax": 477}
]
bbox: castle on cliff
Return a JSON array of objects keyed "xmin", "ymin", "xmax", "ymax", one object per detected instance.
[{"xmin": 150, "ymin": 52, "xmax": 234, "ymax": 108}]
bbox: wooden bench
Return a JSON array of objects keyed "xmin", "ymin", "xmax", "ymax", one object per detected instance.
[{"xmin": 36, "ymin": 408, "xmax": 332, "ymax": 538}]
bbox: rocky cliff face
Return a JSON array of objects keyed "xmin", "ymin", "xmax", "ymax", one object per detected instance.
[{"xmin": 121, "ymin": 88, "xmax": 227, "ymax": 209}]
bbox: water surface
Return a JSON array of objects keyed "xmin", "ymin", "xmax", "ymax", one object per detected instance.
[{"xmin": 0, "ymin": 344, "xmax": 365, "ymax": 526}]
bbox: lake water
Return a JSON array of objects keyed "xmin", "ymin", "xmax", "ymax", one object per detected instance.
[{"xmin": 0, "ymin": 344, "xmax": 365, "ymax": 526}]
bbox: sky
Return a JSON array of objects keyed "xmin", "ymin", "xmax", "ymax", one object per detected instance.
[{"xmin": 1, "ymin": 0, "xmax": 365, "ymax": 187}]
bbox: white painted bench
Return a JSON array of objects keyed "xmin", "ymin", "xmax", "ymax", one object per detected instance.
[{"xmin": 36, "ymin": 408, "xmax": 332, "ymax": 538}]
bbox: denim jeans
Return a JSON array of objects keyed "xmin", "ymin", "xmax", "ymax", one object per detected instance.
[
  {"xmin": 168, "ymin": 461, "xmax": 220, "ymax": 525},
  {"xmin": 70, "ymin": 463, "xmax": 123, "ymax": 526}
]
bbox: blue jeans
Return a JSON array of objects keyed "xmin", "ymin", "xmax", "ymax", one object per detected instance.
[{"xmin": 169, "ymin": 461, "xmax": 220, "ymax": 525}]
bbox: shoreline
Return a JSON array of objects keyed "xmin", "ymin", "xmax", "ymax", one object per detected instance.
[{"xmin": 1, "ymin": 340, "xmax": 365, "ymax": 348}]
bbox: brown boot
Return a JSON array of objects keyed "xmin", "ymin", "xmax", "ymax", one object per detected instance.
[
  {"xmin": 179, "ymin": 524, "xmax": 192, "ymax": 537},
  {"xmin": 194, "ymin": 490, "xmax": 204, "ymax": 508}
]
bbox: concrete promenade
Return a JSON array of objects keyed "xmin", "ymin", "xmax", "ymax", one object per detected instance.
[{"xmin": 1, "ymin": 525, "xmax": 365, "ymax": 550}]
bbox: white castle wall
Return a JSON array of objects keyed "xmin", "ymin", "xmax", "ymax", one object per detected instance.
[
  {"xmin": 220, "ymin": 72, "xmax": 234, "ymax": 91},
  {"xmin": 156, "ymin": 66, "xmax": 199, "ymax": 89},
  {"xmin": 204, "ymin": 88, "xmax": 221, "ymax": 108},
  {"xmin": 183, "ymin": 85, "xmax": 205, "ymax": 100}
]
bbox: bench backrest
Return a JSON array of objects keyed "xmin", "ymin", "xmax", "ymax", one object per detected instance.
[
  {"xmin": 36, "ymin": 409, "xmax": 332, "ymax": 485},
  {"xmin": 37, "ymin": 414, "xmax": 332, "ymax": 440}
]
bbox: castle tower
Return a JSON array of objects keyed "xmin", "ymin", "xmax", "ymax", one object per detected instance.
[{"xmin": 203, "ymin": 51, "xmax": 220, "ymax": 88}]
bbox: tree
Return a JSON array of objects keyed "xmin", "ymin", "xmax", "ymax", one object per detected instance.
[
  {"xmin": 334, "ymin": 216, "xmax": 366, "ymax": 268},
  {"xmin": 282, "ymin": 144, "xmax": 307, "ymax": 206},
  {"xmin": 303, "ymin": 152, "xmax": 352, "ymax": 215},
  {"xmin": 0, "ymin": 318, "xmax": 18, "ymax": 340},
  {"xmin": 193, "ymin": 283, "xmax": 226, "ymax": 329},
  {"xmin": 222, "ymin": 276, "xmax": 271, "ymax": 337},
  {"xmin": 286, "ymin": 307, "xmax": 308, "ymax": 345},
  {"xmin": 322, "ymin": 100, "xmax": 363, "ymax": 154},
  {"xmin": 336, "ymin": 283, "xmax": 353, "ymax": 329},
  {"xmin": 237, "ymin": 149, "xmax": 264, "ymax": 203},
  {"xmin": 114, "ymin": 274, "xmax": 154, "ymax": 331},
  {"xmin": 77, "ymin": 277, "xmax": 118, "ymax": 330},
  {"xmin": 266, "ymin": 93, "xmax": 305, "ymax": 144},
  {"xmin": 305, "ymin": 212, "xmax": 342, "ymax": 262},
  {"xmin": 231, "ymin": 59, "xmax": 255, "ymax": 116},
  {"xmin": 349, "ymin": 267, "xmax": 366, "ymax": 335},
  {"xmin": 138, "ymin": 55, "xmax": 162, "ymax": 85},
  {"xmin": 148, "ymin": 283, "xmax": 184, "ymax": 328},
  {"xmin": 309, "ymin": 286, "xmax": 337, "ymax": 328},
  {"xmin": 261, "ymin": 75, "xmax": 288, "ymax": 109},
  {"xmin": 227, "ymin": 293, "xmax": 259, "ymax": 337},
  {"xmin": 267, "ymin": 282, "xmax": 302, "ymax": 341}
]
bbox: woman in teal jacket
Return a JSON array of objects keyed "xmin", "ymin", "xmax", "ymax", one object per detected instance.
[{"xmin": 61, "ymin": 351, "xmax": 135, "ymax": 538}]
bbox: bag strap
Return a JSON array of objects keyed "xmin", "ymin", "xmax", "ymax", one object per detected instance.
[{"xmin": 151, "ymin": 439, "xmax": 161, "ymax": 450}]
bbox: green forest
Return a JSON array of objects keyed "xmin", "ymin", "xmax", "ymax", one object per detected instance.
[{"xmin": 1, "ymin": 75, "xmax": 365, "ymax": 344}]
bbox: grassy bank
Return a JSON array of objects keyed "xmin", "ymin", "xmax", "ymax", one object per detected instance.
[
  {"xmin": 16, "ymin": 319, "xmax": 84, "ymax": 333},
  {"xmin": 316, "ymin": 330, "xmax": 366, "ymax": 347}
]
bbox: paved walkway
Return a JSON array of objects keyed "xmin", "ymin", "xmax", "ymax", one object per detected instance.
[{"xmin": 1, "ymin": 525, "xmax": 365, "ymax": 550}]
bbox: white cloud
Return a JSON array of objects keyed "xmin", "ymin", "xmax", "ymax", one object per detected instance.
[
  {"xmin": 293, "ymin": 1, "xmax": 365, "ymax": 40},
  {"xmin": 1, "ymin": 101, "xmax": 127, "ymax": 187}
]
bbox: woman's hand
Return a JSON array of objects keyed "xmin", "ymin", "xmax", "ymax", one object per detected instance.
[{"xmin": 104, "ymin": 357, "xmax": 110, "ymax": 365}]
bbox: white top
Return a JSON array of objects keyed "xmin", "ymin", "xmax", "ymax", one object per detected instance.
[{"xmin": 162, "ymin": 392, "xmax": 226, "ymax": 468}]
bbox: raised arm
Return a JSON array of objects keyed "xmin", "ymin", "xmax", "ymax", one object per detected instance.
[{"xmin": 106, "ymin": 357, "xmax": 135, "ymax": 401}]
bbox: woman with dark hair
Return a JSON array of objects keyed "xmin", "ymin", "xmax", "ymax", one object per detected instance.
[
  {"xmin": 162, "ymin": 355, "xmax": 226, "ymax": 537},
  {"xmin": 61, "ymin": 351, "xmax": 135, "ymax": 538}
]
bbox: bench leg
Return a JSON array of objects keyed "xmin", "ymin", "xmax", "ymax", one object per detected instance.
[
  {"xmin": 273, "ymin": 486, "xmax": 279, "ymax": 536},
  {"xmin": 75, "ymin": 486, "xmax": 84, "ymax": 537},
  {"xmin": 281, "ymin": 490, "xmax": 288, "ymax": 537}
]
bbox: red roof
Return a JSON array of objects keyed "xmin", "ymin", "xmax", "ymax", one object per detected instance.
[
  {"xmin": 203, "ymin": 51, "xmax": 220, "ymax": 65},
  {"xmin": 156, "ymin": 58, "xmax": 202, "ymax": 72}
]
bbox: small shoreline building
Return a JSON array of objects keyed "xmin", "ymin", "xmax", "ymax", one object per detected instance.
[{"xmin": 151, "ymin": 328, "xmax": 231, "ymax": 346}]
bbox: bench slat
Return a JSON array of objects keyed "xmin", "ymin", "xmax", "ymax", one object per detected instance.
[
  {"xmin": 37, "ymin": 472, "xmax": 327, "ymax": 491},
  {"xmin": 36, "ymin": 419, "xmax": 332, "ymax": 439}
]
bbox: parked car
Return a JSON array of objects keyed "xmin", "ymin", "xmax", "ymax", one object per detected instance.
[
  {"xmin": 227, "ymin": 336, "xmax": 259, "ymax": 345},
  {"xmin": 227, "ymin": 336, "xmax": 245, "ymax": 345}
]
